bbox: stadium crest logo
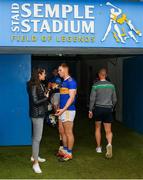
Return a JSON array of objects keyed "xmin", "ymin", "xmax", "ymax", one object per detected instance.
[{"xmin": 101, "ymin": 2, "xmax": 142, "ymax": 44}]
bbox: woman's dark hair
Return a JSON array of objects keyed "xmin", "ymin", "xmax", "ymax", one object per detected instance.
[{"xmin": 28, "ymin": 68, "xmax": 45, "ymax": 88}]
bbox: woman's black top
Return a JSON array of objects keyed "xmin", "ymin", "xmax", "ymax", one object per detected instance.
[{"xmin": 28, "ymin": 83, "xmax": 48, "ymax": 118}]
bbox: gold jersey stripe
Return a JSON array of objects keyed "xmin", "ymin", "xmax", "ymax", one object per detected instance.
[{"xmin": 60, "ymin": 88, "xmax": 69, "ymax": 94}]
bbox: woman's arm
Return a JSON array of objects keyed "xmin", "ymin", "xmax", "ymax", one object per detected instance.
[{"xmin": 31, "ymin": 85, "xmax": 48, "ymax": 105}]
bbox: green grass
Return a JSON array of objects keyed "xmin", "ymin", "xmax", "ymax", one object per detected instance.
[{"xmin": 1, "ymin": 113, "xmax": 143, "ymax": 179}]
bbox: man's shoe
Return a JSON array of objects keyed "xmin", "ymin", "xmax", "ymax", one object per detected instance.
[
  {"xmin": 96, "ymin": 147, "xmax": 102, "ymax": 153},
  {"xmin": 59, "ymin": 153, "xmax": 73, "ymax": 162},
  {"xmin": 31, "ymin": 156, "xmax": 46, "ymax": 163},
  {"xmin": 32, "ymin": 163, "xmax": 42, "ymax": 174},
  {"xmin": 106, "ymin": 144, "xmax": 112, "ymax": 159},
  {"xmin": 56, "ymin": 150, "xmax": 66, "ymax": 157}
]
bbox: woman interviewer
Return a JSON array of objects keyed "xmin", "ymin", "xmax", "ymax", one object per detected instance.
[{"xmin": 27, "ymin": 68, "xmax": 49, "ymax": 174}]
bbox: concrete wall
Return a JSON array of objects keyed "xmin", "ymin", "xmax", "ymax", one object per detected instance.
[
  {"xmin": 108, "ymin": 58, "xmax": 123, "ymax": 122},
  {"xmin": 123, "ymin": 56, "xmax": 143, "ymax": 134}
]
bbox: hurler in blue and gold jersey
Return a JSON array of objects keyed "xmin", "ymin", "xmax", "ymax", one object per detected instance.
[{"xmin": 60, "ymin": 76, "xmax": 77, "ymax": 111}]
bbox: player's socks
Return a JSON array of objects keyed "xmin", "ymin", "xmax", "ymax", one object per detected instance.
[
  {"xmin": 67, "ymin": 149, "xmax": 72, "ymax": 155},
  {"xmin": 63, "ymin": 146, "xmax": 68, "ymax": 154},
  {"xmin": 63, "ymin": 146, "xmax": 68, "ymax": 152}
]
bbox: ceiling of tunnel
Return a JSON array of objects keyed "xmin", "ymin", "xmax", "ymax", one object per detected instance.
[{"xmin": 0, "ymin": 47, "xmax": 143, "ymax": 55}]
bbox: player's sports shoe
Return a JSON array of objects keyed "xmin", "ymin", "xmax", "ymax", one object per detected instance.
[
  {"xmin": 56, "ymin": 149, "xmax": 66, "ymax": 157},
  {"xmin": 106, "ymin": 144, "xmax": 112, "ymax": 159},
  {"xmin": 58, "ymin": 153, "xmax": 73, "ymax": 162},
  {"xmin": 31, "ymin": 156, "xmax": 46, "ymax": 163},
  {"xmin": 96, "ymin": 147, "xmax": 102, "ymax": 153}
]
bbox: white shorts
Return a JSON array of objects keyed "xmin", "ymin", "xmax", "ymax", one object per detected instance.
[{"xmin": 59, "ymin": 110, "xmax": 76, "ymax": 122}]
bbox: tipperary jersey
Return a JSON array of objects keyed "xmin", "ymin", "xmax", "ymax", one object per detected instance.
[{"xmin": 60, "ymin": 76, "xmax": 77, "ymax": 111}]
